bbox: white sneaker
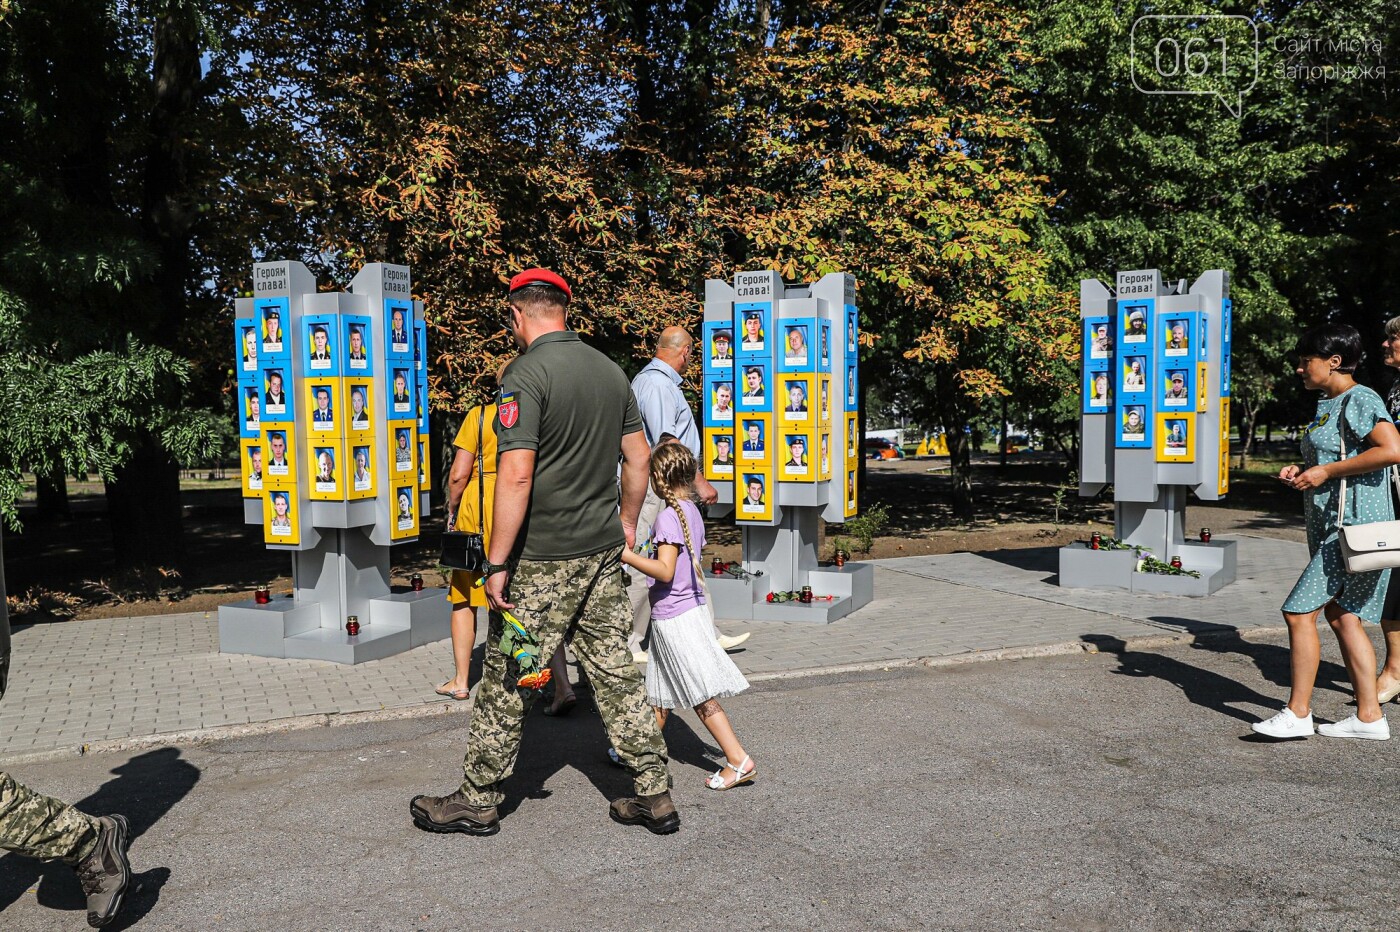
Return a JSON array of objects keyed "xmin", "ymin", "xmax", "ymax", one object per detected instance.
[
  {"xmin": 631, "ymin": 650, "xmax": 649, "ymax": 664},
  {"xmin": 1318, "ymin": 714, "xmax": 1390, "ymax": 740},
  {"xmin": 716, "ymin": 632, "xmax": 751, "ymax": 651},
  {"xmin": 1252, "ymin": 706, "xmax": 1314, "ymax": 739}
]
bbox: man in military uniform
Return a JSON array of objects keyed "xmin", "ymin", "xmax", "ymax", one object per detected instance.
[
  {"xmin": 411, "ymin": 268, "xmax": 679, "ymax": 836},
  {"xmin": 0, "ymin": 597, "xmax": 132, "ymax": 926}
]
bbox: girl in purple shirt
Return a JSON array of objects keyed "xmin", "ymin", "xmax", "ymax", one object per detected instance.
[{"xmin": 621, "ymin": 443, "xmax": 756, "ymax": 790}]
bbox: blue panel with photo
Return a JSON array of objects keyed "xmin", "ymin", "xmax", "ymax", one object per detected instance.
[
  {"xmin": 1083, "ymin": 369, "xmax": 1112, "ymax": 415},
  {"xmin": 1116, "ymin": 402, "xmax": 1152, "ymax": 449},
  {"xmin": 1083, "ymin": 315, "xmax": 1110, "ymax": 372},
  {"xmin": 1220, "ymin": 298, "xmax": 1232, "ymax": 397},
  {"xmin": 818, "ymin": 319, "xmax": 833, "ymax": 374},
  {"xmin": 343, "ymin": 314, "xmax": 373, "ymax": 377},
  {"xmin": 1160, "ymin": 362, "xmax": 1194, "ymax": 411},
  {"xmin": 777, "ymin": 318, "xmax": 817, "ymax": 374},
  {"xmin": 416, "ymin": 370, "xmax": 430, "ymax": 433},
  {"xmin": 261, "ymin": 365, "xmax": 295, "ymax": 424},
  {"xmin": 255, "ymin": 297, "xmax": 291, "ymax": 360},
  {"xmin": 302, "ymin": 313, "xmax": 341, "ymax": 378},
  {"xmin": 735, "ymin": 302, "xmax": 771, "ymax": 361},
  {"xmin": 413, "ymin": 320, "xmax": 427, "ymax": 374},
  {"xmin": 384, "ymin": 298, "xmax": 413, "ymax": 362}
]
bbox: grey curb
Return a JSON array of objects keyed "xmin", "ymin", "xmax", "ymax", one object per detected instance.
[{"xmin": 0, "ymin": 623, "xmax": 1293, "ymax": 768}]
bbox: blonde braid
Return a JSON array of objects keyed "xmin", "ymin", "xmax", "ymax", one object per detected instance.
[{"xmin": 649, "ymin": 442, "xmax": 702, "ymax": 575}]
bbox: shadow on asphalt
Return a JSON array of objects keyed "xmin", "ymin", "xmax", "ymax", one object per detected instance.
[
  {"xmin": 0, "ymin": 747, "xmax": 198, "ymax": 925},
  {"xmin": 971, "ymin": 546, "xmax": 1060, "ymax": 578},
  {"xmin": 1083, "ymin": 633, "xmax": 1352, "ymax": 726}
]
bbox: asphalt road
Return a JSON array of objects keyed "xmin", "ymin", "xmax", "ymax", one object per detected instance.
[{"xmin": 3, "ymin": 631, "xmax": 1398, "ymax": 931}]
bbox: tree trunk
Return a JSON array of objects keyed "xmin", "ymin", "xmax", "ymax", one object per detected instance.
[
  {"xmin": 998, "ymin": 396, "xmax": 1009, "ymax": 467},
  {"xmin": 931, "ymin": 364, "xmax": 975, "ymax": 521},
  {"xmin": 34, "ymin": 468, "xmax": 70, "ymax": 520},
  {"xmin": 103, "ymin": 439, "xmax": 184, "ymax": 571},
  {"xmin": 1237, "ymin": 399, "xmax": 1258, "ymax": 471}
]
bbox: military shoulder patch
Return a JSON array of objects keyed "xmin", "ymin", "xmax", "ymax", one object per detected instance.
[{"xmin": 499, "ymin": 391, "xmax": 519, "ymax": 429}]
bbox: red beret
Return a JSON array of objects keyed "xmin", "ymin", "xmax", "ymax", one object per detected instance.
[{"xmin": 508, "ymin": 268, "xmax": 571, "ymax": 301}]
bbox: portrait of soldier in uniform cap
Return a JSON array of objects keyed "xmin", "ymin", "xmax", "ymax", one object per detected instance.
[
  {"xmin": 711, "ymin": 329, "xmax": 733, "ymax": 366},
  {"xmin": 309, "ymin": 325, "xmax": 332, "ymax": 367},
  {"xmin": 1123, "ymin": 305, "xmax": 1147, "ymax": 343},
  {"xmin": 1091, "ymin": 322, "xmax": 1112, "ymax": 359},
  {"xmin": 1123, "ymin": 406, "xmax": 1146, "ymax": 440},
  {"xmin": 1164, "ymin": 370, "xmax": 1189, "ymax": 405},
  {"xmin": 785, "ymin": 435, "xmax": 808, "ymax": 469},
  {"xmin": 712, "ymin": 435, "xmax": 734, "ymax": 469},
  {"xmin": 263, "ymin": 307, "xmax": 283, "ymax": 352},
  {"xmin": 742, "ymin": 312, "xmax": 765, "ymax": 351}
]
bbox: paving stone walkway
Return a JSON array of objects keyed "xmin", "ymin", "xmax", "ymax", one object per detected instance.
[{"xmin": 0, "ymin": 535, "xmax": 1307, "ymax": 762}]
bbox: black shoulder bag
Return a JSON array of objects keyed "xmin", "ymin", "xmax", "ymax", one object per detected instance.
[{"xmin": 439, "ymin": 405, "xmax": 488, "ymax": 572}]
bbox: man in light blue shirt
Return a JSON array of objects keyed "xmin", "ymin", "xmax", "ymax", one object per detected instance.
[{"xmin": 628, "ymin": 327, "xmax": 748, "ymax": 658}]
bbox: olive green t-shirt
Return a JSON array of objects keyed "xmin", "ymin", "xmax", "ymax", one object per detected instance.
[{"xmin": 495, "ymin": 331, "xmax": 644, "ymax": 560}]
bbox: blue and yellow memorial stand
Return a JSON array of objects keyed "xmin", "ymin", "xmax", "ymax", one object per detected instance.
[
  {"xmin": 220, "ymin": 260, "xmax": 449, "ymax": 663},
  {"xmin": 1061, "ymin": 268, "xmax": 1237, "ymax": 595},
  {"xmin": 701, "ymin": 270, "xmax": 873, "ymax": 623}
]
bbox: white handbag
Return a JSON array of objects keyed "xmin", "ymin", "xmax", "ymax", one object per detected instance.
[{"xmin": 1334, "ymin": 394, "xmax": 1400, "ymax": 573}]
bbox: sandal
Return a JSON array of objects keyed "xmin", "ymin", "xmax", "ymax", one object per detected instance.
[
  {"xmin": 705, "ymin": 755, "xmax": 756, "ymax": 791},
  {"xmin": 543, "ymin": 694, "xmax": 577, "ymax": 717},
  {"xmin": 434, "ymin": 683, "xmax": 471, "ymax": 701}
]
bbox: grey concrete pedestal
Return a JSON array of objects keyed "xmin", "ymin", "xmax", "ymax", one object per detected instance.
[
  {"xmin": 1058, "ymin": 539, "xmax": 1237, "ymax": 597},
  {"xmin": 708, "ymin": 562, "xmax": 874, "ymax": 624}
]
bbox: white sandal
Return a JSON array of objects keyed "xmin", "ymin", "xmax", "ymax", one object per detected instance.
[{"xmin": 705, "ymin": 755, "xmax": 756, "ymax": 791}]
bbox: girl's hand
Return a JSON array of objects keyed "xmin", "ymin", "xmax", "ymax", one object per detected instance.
[
  {"xmin": 1279, "ymin": 464, "xmax": 1301, "ymax": 482},
  {"xmin": 620, "ymin": 547, "xmax": 641, "ymax": 569},
  {"xmin": 1290, "ymin": 465, "xmax": 1330, "ymax": 490}
]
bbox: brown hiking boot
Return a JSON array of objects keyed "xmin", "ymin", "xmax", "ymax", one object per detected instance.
[
  {"xmin": 609, "ymin": 790, "xmax": 680, "ymax": 835},
  {"xmin": 410, "ymin": 791, "xmax": 500, "ymax": 836},
  {"xmin": 75, "ymin": 814, "xmax": 131, "ymax": 928}
]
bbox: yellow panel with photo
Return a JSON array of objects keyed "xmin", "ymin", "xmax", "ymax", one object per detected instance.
[
  {"xmin": 843, "ymin": 467, "xmax": 859, "ymax": 518},
  {"xmin": 1218, "ymin": 398, "xmax": 1230, "ymax": 495},
  {"xmin": 343, "ymin": 378, "xmax": 375, "ymax": 439},
  {"xmin": 304, "ymin": 377, "xmax": 343, "ymax": 438},
  {"xmin": 817, "ymin": 375, "xmax": 833, "ymax": 426},
  {"xmin": 1196, "ymin": 361, "xmax": 1209, "ymax": 413},
  {"xmin": 778, "ymin": 428, "xmax": 817, "ymax": 483},
  {"xmin": 260, "ymin": 426, "xmax": 297, "ymax": 490},
  {"xmin": 308, "ymin": 441, "xmax": 345, "ymax": 501},
  {"xmin": 388, "ymin": 421, "xmax": 418, "ymax": 481},
  {"xmin": 240, "ymin": 438, "xmax": 265, "ymax": 499},
  {"xmin": 844, "ymin": 413, "xmax": 859, "ymax": 464},
  {"xmin": 736, "ymin": 413, "xmax": 774, "ymax": 469},
  {"xmin": 735, "ymin": 467, "xmax": 775, "ymax": 523},
  {"xmin": 703, "ymin": 428, "xmax": 737, "ymax": 481},
  {"xmin": 417, "ymin": 434, "xmax": 432, "ymax": 492},
  {"xmin": 778, "ymin": 373, "xmax": 815, "ymax": 427},
  {"xmin": 389, "ymin": 481, "xmax": 420, "ymax": 541},
  {"xmin": 1155, "ymin": 412, "xmax": 1195, "ymax": 463},
  {"xmin": 816, "ymin": 429, "xmax": 833, "ymax": 481},
  {"xmin": 263, "ymin": 488, "xmax": 301, "ymax": 545},
  {"xmin": 346, "ymin": 439, "xmax": 377, "ymax": 501}
]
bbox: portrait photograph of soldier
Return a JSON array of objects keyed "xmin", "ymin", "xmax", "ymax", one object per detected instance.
[
  {"xmin": 245, "ymin": 388, "xmax": 261, "ymax": 429},
  {"xmin": 1089, "ymin": 372, "xmax": 1110, "ymax": 408},
  {"xmin": 1164, "ymin": 318, "xmax": 1189, "ymax": 356},
  {"xmin": 389, "ymin": 306, "xmax": 410, "ymax": 353},
  {"xmin": 741, "ymin": 474, "xmax": 765, "ymax": 512},
  {"xmin": 396, "ymin": 488, "xmax": 414, "ymax": 530},
  {"xmin": 1163, "ymin": 370, "xmax": 1190, "ymax": 406},
  {"xmin": 309, "ymin": 324, "xmax": 333, "ymax": 368},
  {"xmin": 267, "ymin": 431, "xmax": 290, "ymax": 475},
  {"xmin": 711, "ymin": 382, "xmax": 734, "ymax": 421},
  {"xmin": 1122, "ymin": 406, "xmax": 1146, "ymax": 441},
  {"xmin": 846, "ymin": 366, "xmax": 856, "ymax": 405},
  {"xmin": 711, "ymin": 329, "xmax": 733, "ymax": 367},
  {"xmin": 269, "ymin": 491, "xmax": 292, "ymax": 534},
  {"xmin": 395, "ymin": 428, "xmax": 413, "ymax": 472},
  {"xmin": 247, "ymin": 445, "xmax": 263, "ymax": 490},
  {"xmin": 262, "ymin": 307, "xmax": 283, "ymax": 352},
  {"xmin": 241, "ymin": 325, "xmax": 258, "ymax": 371},
  {"xmin": 1123, "ymin": 356, "xmax": 1146, "ymax": 391},
  {"xmin": 711, "ymin": 435, "xmax": 734, "ymax": 473},
  {"xmin": 742, "ymin": 365, "xmax": 765, "ymax": 403},
  {"xmin": 392, "ymin": 369, "xmax": 412, "ymax": 413},
  {"xmin": 349, "ymin": 387, "xmax": 369, "ymax": 429},
  {"xmin": 820, "ymin": 324, "xmax": 830, "ymax": 367},
  {"xmin": 347, "ymin": 324, "xmax": 368, "ymax": 368},
  {"xmin": 741, "ymin": 311, "xmax": 765, "ymax": 351},
  {"xmin": 820, "ymin": 433, "xmax": 830, "ymax": 474},
  {"xmin": 783, "ymin": 380, "xmax": 808, "ymax": 417},
  {"xmin": 312, "ymin": 385, "xmax": 335, "ymax": 429},
  {"xmin": 264, "ymin": 370, "xmax": 287, "ymax": 413},
  {"xmin": 847, "ymin": 310, "xmax": 857, "ymax": 351},
  {"xmin": 784, "ymin": 435, "xmax": 808, "ymax": 472},
  {"xmin": 784, "ymin": 325, "xmax": 808, "ymax": 365},
  {"xmin": 1090, "ymin": 321, "xmax": 1112, "ymax": 359},
  {"xmin": 819, "ymin": 380, "xmax": 829, "ymax": 418},
  {"xmin": 1163, "ymin": 419, "xmax": 1188, "ymax": 453},
  {"xmin": 846, "ymin": 470, "xmax": 856, "ymax": 508},
  {"xmin": 315, "ymin": 448, "xmax": 336, "ymax": 488},
  {"xmin": 741, "ymin": 420, "xmax": 765, "ymax": 459},
  {"xmin": 353, "ymin": 446, "xmax": 372, "ymax": 490},
  {"xmin": 1122, "ymin": 305, "xmax": 1148, "ymax": 343}
]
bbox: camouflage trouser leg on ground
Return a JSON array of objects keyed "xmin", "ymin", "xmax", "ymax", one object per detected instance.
[
  {"xmin": 460, "ymin": 546, "xmax": 671, "ymax": 806},
  {"xmin": 0, "ymin": 770, "xmax": 99, "ymax": 864}
]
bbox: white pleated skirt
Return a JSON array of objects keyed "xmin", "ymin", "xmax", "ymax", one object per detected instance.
[{"xmin": 644, "ymin": 602, "xmax": 750, "ymax": 710}]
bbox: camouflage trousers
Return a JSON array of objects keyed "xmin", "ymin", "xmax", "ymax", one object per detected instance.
[
  {"xmin": 0, "ymin": 770, "xmax": 99, "ymax": 864},
  {"xmin": 460, "ymin": 545, "xmax": 671, "ymax": 806}
]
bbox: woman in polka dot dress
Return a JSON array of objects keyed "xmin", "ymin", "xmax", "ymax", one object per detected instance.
[{"xmin": 1254, "ymin": 325, "xmax": 1400, "ymax": 741}]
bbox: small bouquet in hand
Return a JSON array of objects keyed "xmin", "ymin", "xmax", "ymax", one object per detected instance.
[{"xmin": 498, "ymin": 611, "xmax": 553, "ymax": 690}]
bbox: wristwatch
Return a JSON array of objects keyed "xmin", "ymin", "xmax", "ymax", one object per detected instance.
[{"xmin": 482, "ymin": 561, "xmax": 510, "ymax": 577}]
